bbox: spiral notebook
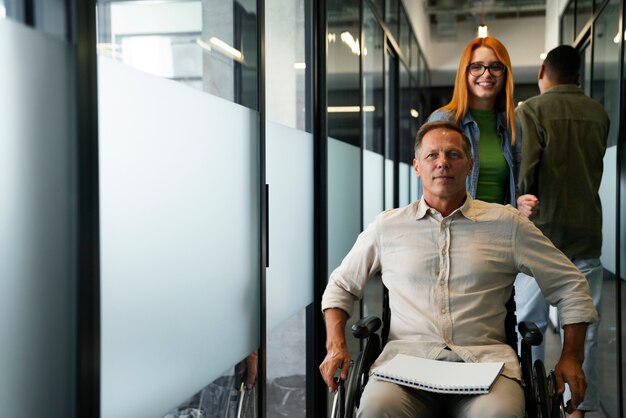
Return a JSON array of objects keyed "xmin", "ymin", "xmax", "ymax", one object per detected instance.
[{"xmin": 373, "ymin": 354, "xmax": 504, "ymax": 395}]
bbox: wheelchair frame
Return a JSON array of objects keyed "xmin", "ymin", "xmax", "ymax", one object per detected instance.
[{"xmin": 331, "ymin": 288, "xmax": 565, "ymax": 418}]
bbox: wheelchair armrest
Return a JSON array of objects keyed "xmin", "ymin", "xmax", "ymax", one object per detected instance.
[
  {"xmin": 351, "ymin": 315, "xmax": 382, "ymax": 339},
  {"xmin": 518, "ymin": 321, "xmax": 543, "ymax": 346}
]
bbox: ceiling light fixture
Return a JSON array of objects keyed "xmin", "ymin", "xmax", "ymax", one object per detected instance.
[
  {"xmin": 477, "ymin": 25, "xmax": 488, "ymax": 38},
  {"xmin": 341, "ymin": 31, "xmax": 361, "ymax": 56},
  {"xmin": 208, "ymin": 37, "xmax": 244, "ymax": 62}
]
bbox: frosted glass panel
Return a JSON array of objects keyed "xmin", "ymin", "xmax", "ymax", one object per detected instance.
[
  {"xmin": 0, "ymin": 19, "xmax": 74, "ymax": 417},
  {"xmin": 399, "ymin": 162, "xmax": 410, "ymax": 207},
  {"xmin": 599, "ymin": 146, "xmax": 617, "ymax": 273},
  {"xmin": 363, "ymin": 150, "xmax": 384, "ymax": 227},
  {"xmin": 266, "ymin": 122, "xmax": 313, "ymax": 330},
  {"xmin": 385, "ymin": 159, "xmax": 394, "ymax": 209},
  {"xmin": 98, "ymin": 57, "xmax": 260, "ymax": 418},
  {"xmin": 328, "ymin": 138, "xmax": 362, "ymax": 272}
]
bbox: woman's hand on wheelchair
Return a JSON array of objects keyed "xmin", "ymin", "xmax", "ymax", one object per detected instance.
[{"xmin": 319, "ymin": 342, "xmax": 351, "ymax": 393}]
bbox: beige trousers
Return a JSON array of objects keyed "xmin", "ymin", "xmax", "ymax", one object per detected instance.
[{"xmin": 357, "ymin": 371, "xmax": 524, "ymax": 418}]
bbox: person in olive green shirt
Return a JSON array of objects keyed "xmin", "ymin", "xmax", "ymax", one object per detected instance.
[{"xmin": 514, "ymin": 45, "xmax": 609, "ymax": 418}]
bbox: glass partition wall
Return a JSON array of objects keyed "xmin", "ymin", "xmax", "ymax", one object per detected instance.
[
  {"xmin": 325, "ymin": 1, "xmax": 431, "ymax": 415},
  {"xmin": 563, "ymin": 0, "xmax": 624, "ymax": 416},
  {"xmin": 96, "ymin": 1, "xmax": 262, "ymax": 417}
]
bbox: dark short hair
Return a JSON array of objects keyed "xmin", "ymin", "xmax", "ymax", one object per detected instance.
[
  {"xmin": 544, "ymin": 45, "xmax": 580, "ymax": 83},
  {"xmin": 414, "ymin": 120, "xmax": 472, "ymax": 159}
]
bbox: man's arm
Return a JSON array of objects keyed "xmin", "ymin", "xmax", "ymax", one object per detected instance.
[
  {"xmin": 319, "ymin": 308, "xmax": 351, "ymax": 393},
  {"xmin": 515, "ymin": 104, "xmax": 544, "ymax": 196},
  {"xmin": 554, "ymin": 323, "xmax": 588, "ymax": 413}
]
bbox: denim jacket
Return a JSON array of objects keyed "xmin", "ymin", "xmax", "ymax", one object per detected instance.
[{"xmin": 427, "ymin": 109, "xmax": 521, "ymax": 206}]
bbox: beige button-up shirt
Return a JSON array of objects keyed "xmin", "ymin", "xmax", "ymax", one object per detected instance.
[{"xmin": 321, "ymin": 195, "xmax": 597, "ymax": 381}]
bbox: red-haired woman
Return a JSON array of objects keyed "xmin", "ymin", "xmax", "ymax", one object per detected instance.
[{"xmin": 428, "ymin": 36, "xmax": 537, "ymax": 214}]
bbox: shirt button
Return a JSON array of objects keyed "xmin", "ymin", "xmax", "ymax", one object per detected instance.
[
  {"xmin": 440, "ymin": 280, "xmax": 445, "ymax": 286},
  {"xmin": 441, "ymin": 308, "xmax": 446, "ymax": 313}
]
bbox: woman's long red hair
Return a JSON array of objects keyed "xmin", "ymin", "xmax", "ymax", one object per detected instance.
[{"xmin": 442, "ymin": 36, "xmax": 516, "ymax": 145}]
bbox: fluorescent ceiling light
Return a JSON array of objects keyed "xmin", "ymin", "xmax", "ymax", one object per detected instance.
[
  {"xmin": 0, "ymin": 5, "xmax": 6, "ymax": 19},
  {"xmin": 209, "ymin": 37, "xmax": 244, "ymax": 62},
  {"xmin": 539, "ymin": 52, "xmax": 547, "ymax": 60},
  {"xmin": 341, "ymin": 31, "xmax": 361, "ymax": 55},
  {"xmin": 410, "ymin": 109, "xmax": 419, "ymax": 118},
  {"xmin": 328, "ymin": 105, "xmax": 376, "ymax": 113},
  {"xmin": 294, "ymin": 62, "xmax": 306, "ymax": 70}
]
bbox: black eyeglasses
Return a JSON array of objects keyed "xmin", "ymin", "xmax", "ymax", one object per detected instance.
[{"xmin": 467, "ymin": 62, "xmax": 506, "ymax": 77}]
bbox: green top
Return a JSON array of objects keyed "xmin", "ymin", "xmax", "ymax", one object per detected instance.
[{"xmin": 470, "ymin": 108, "xmax": 509, "ymax": 204}]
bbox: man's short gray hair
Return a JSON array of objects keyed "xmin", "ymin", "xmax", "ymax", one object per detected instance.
[{"xmin": 414, "ymin": 120, "xmax": 472, "ymax": 159}]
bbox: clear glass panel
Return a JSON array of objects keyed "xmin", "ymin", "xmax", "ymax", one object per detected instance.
[
  {"xmin": 561, "ymin": 1, "xmax": 575, "ymax": 44},
  {"xmin": 399, "ymin": 63, "xmax": 412, "ymax": 166},
  {"xmin": 327, "ymin": 0, "xmax": 360, "ymax": 146},
  {"xmin": 96, "ymin": 0, "xmax": 258, "ymax": 110},
  {"xmin": 590, "ymin": 4, "xmax": 620, "ymax": 416},
  {"xmin": 581, "ymin": 43, "xmax": 592, "ymax": 96},
  {"xmin": 363, "ymin": 2, "xmax": 384, "ymax": 154},
  {"xmin": 266, "ymin": 310, "xmax": 306, "ymax": 416},
  {"xmin": 0, "ymin": 19, "xmax": 74, "ymax": 417},
  {"xmin": 98, "ymin": 57, "xmax": 260, "ymax": 417},
  {"xmin": 576, "ymin": 0, "xmax": 594, "ymax": 36},
  {"xmin": 398, "ymin": 5, "xmax": 410, "ymax": 66},
  {"xmin": 266, "ymin": 0, "xmax": 310, "ymax": 130},
  {"xmin": 370, "ymin": 0, "xmax": 384, "ymax": 16},
  {"xmin": 410, "ymin": 34, "xmax": 419, "ymax": 82},
  {"xmin": 385, "ymin": 0, "xmax": 399, "ymax": 43}
]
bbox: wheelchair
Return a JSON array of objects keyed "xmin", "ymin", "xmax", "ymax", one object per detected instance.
[{"xmin": 331, "ymin": 288, "xmax": 565, "ymax": 418}]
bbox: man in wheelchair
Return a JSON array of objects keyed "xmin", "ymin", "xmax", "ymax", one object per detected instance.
[{"xmin": 319, "ymin": 121, "xmax": 597, "ymax": 418}]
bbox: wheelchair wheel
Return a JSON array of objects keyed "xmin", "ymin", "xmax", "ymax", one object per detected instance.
[
  {"xmin": 533, "ymin": 360, "xmax": 550, "ymax": 418},
  {"xmin": 547, "ymin": 370, "xmax": 566, "ymax": 418},
  {"xmin": 331, "ymin": 379, "xmax": 346, "ymax": 418}
]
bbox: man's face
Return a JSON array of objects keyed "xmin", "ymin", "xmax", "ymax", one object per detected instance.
[{"xmin": 413, "ymin": 129, "xmax": 472, "ymax": 203}]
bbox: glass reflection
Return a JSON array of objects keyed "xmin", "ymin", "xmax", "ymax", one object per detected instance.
[
  {"xmin": 327, "ymin": 0, "xmax": 360, "ymax": 146},
  {"xmin": 164, "ymin": 351, "xmax": 258, "ymax": 418},
  {"xmin": 385, "ymin": 48, "xmax": 397, "ymax": 210},
  {"xmin": 561, "ymin": 2, "xmax": 575, "ymax": 43},
  {"xmin": 385, "ymin": 0, "xmax": 399, "ymax": 41},
  {"xmin": 576, "ymin": 0, "xmax": 593, "ymax": 36},
  {"xmin": 266, "ymin": 0, "xmax": 309, "ymax": 130},
  {"xmin": 96, "ymin": 0, "xmax": 258, "ymax": 109},
  {"xmin": 590, "ymin": 3, "xmax": 620, "ymax": 416},
  {"xmin": 362, "ymin": 3, "xmax": 384, "ymax": 154},
  {"xmin": 398, "ymin": 6, "xmax": 410, "ymax": 65}
]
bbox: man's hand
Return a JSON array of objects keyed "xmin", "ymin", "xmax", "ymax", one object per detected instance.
[
  {"xmin": 320, "ymin": 308, "xmax": 351, "ymax": 392},
  {"xmin": 319, "ymin": 340, "xmax": 351, "ymax": 393},
  {"xmin": 516, "ymin": 194, "xmax": 539, "ymax": 217},
  {"xmin": 555, "ymin": 323, "xmax": 588, "ymax": 413}
]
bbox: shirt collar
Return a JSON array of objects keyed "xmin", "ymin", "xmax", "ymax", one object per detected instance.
[
  {"xmin": 416, "ymin": 193, "xmax": 475, "ymax": 221},
  {"xmin": 543, "ymin": 84, "xmax": 583, "ymax": 95}
]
